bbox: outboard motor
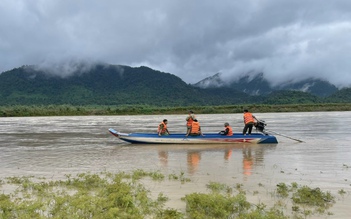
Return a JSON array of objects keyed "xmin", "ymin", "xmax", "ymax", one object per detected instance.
[{"xmin": 255, "ymin": 120, "xmax": 267, "ymax": 134}]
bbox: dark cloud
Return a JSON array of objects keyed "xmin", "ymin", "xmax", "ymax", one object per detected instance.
[{"xmin": 1, "ymin": 0, "xmax": 351, "ymax": 87}]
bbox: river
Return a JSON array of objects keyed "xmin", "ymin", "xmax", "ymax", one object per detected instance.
[{"xmin": 0, "ymin": 111, "xmax": 350, "ymax": 218}]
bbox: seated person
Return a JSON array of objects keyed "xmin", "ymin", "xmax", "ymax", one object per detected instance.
[
  {"xmin": 186, "ymin": 110, "xmax": 196, "ymax": 136},
  {"xmin": 186, "ymin": 119, "xmax": 204, "ymax": 136},
  {"xmin": 158, "ymin": 119, "xmax": 170, "ymax": 136},
  {"xmin": 219, "ymin": 122, "xmax": 233, "ymax": 136}
]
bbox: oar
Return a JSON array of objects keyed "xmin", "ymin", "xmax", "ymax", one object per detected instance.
[{"xmin": 266, "ymin": 129, "xmax": 304, "ymax": 143}]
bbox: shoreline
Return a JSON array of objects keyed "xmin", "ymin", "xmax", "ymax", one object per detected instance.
[{"xmin": 1, "ymin": 103, "xmax": 351, "ymax": 117}]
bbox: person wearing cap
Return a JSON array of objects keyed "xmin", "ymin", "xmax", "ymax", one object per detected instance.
[
  {"xmin": 243, "ymin": 109, "xmax": 257, "ymax": 135},
  {"xmin": 158, "ymin": 119, "xmax": 170, "ymax": 136},
  {"xmin": 219, "ymin": 122, "xmax": 233, "ymax": 136},
  {"xmin": 186, "ymin": 110, "xmax": 196, "ymax": 136}
]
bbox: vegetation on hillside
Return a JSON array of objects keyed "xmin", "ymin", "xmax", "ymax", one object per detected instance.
[
  {"xmin": 326, "ymin": 88, "xmax": 351, "ymax": 102},
  {"xmin": 262, "ymin": 90, "xmax": 321, "ymax": 104},
  {"xmin": 0, "ymin": 65, "xmax": 248, "ymax": 106},
  {"xmin": 1, "ymin": 65, "xmax": 351, "ymax": 107}
]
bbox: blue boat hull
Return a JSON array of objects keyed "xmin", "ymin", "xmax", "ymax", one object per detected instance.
[{"xmin": 108, "ymin": 128, "xmax": 278, "ymax": 144}]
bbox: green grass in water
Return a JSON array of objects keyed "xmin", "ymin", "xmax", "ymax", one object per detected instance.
[{"xmin": 0, "ymin": 172, "xmax": 345, "ymax": 219}]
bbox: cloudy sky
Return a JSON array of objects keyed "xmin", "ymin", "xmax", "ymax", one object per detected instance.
[{"xmin": 1, "ymin": 0, "xmax": 351, "ymax": 87}]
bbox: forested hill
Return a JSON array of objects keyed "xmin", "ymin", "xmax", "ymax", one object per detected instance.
[
  {"xmin": 0, "ymin": 64, "xmax": 249, "ymax": 106},
  {"xmin": 0, "ymin": 64, "xmax": 350, "ymax": 106}
]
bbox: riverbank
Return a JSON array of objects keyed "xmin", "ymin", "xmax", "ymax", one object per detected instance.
[{"xmin": 1, "ymin": 103, "xmax": 351, "ymax": 117}]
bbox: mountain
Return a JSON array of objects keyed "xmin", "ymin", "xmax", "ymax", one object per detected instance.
[
  {"xmin": 0, "ymin": 63, "xmax": 348, "ymax": 106},
  {"xmin": 0, "ymin": 64, "xmax": 250, "ymax": 106},
  {"xmin": 194, "ymin": 73, "xmax": 338, "ymax": 97},
  {"xmin": 193, "ymin": 73, "xmax": 225, "ymax": 88},
  {"xmin": 277, "ymin": 78, "xmax": 338, "ymax": 97},
  {"xmin": 262, "ymin": 90, "xmax": 321, "ymax": 105},
  {"xmin": 325, "ymin": 88, "xmax": 351, "ymax": 103}
]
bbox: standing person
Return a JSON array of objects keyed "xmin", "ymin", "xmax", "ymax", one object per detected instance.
[
  {"xmin": 186, "ymin": 110, "xmax": 196, "ymax": 135},
  {"xmin": 158, "ymin": 119, "xmax": 170, "ymax": 136},
  {"xmin": 220, "ymin": 122, "xmax": 233, "ymax": 136},
  {"xmin": 243, "ymin": 109, "xmax": 257, "ymax": 135},
  {"xmin": 186, "ymin": 119, "xmax": 204, "ymax": 136}
]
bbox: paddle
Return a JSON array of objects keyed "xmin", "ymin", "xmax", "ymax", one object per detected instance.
[
  {"xmin": 265, "ymin": 129, "xmax": 304, "ymax": 143},
  {"xmin": 254, "ymin": 118, "xmax": 304, "ymax": 143}
]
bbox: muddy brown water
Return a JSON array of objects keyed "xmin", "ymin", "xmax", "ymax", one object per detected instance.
[{"xmin": 1, "ymin": 112, "xmax": 350, "ymax": 218}]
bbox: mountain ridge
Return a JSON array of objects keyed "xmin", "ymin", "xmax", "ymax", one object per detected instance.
[
  {"xmin": 0, "ymin": 63, "xmax": 350, "ymax": 106},
  {"xmin": 0, "ymin": 64, "xmax": 249, "ymax": 106},
  {"xmin": 193, "ymin": 72, "xmax": 339, "ymax": 97}
]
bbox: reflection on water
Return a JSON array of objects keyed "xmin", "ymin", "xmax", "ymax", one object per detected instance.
[
  {"xmin": 224, "ymin": 149, "xmax": 232, "ymax": 160},
  {"xmin": 158, "ymin": 150, "xmax": 168, "ymax": 166},
  {"xmin": 154, "ymin": 144, "xmax": 273, "ymax": 178},
  {"xmin": 243, "ymin": 147, "xmax": 253, "ymax": 176},
  {"xmin": 187, "ymin": 151, "xmax": 201, "ymax": 174}
]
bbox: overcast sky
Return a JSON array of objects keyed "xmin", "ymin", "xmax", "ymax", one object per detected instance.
[{"xmin": 1, "ymin": 0, "xmax": 351, "ymax": 87}]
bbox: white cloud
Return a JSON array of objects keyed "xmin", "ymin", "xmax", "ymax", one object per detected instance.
[{"xmin": 1, "ymin": 0, "xmax": 351, "ymax": 87}]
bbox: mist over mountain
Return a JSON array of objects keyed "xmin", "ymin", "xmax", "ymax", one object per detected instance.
[
  {"xmin": 0, "ymin": 63, "xmax": 349, "ymax": 106},
  {"xmin": 194, "ymin": 72, "xmax": 339, "ymax": 97},
  {"xmin": 2, "ymin": 1, "xmax": 351, "ymax": 88},
  {"xmin": 0, "ymin": 64, "xmax": 249, "ymax": 106}
]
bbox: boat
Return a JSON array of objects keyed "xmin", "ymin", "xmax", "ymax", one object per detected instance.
[{"xmin": 108, "ymin": 128, "xmax": 278, "ymax": 144}]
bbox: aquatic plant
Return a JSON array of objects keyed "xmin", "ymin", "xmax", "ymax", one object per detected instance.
[
  {"xmin": 338, "ymin": 189, "xmax": 346, "ymax": 196},
  {"xmin": 182, "ymin": 192, "xmax": 290, "ymax": 219},
  {"xmin": 206, "ymin": 181, "xmax": 230, "ymax": 193},
  {"xmin": 292, "ymin": 186, "xmax": 335, "ymax": 209},
  {"xmin": 276, "ymin": 182, "xmax": 289, "ymax": 198},
  {"xmin": 168, "ymin": 171, "xmax": 191, "ymax": 184},
  {"xmin": 1, "ymin": 171, "xmax": 181, "ymax": 219},
  {"xmin": 274, "ymin": 183, "xmax": 336, "ymax": 217},
  {"xmin": 0, "ymin": 171, "xmax": 344, "ymax": 219}
]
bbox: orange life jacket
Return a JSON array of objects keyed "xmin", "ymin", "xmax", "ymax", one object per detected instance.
[
  {"xmin": 244, "ymin": 112, "xmax": 255, "ymax": 124},
  {"xmin": 158, "ymin": 122, "xmax": 167, "ymax": 133},
  {"xmin": 190, "ymin": 121, "xmax": 200, "ymax": 134},
  {"xmin": 186, "ymin": 115, "xmax": 195, "ymax": 126},
  {"xmin": 226, "ymin": 126, "xmax": 233, "ymax": 136}
]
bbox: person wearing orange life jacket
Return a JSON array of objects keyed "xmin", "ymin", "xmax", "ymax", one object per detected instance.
[
  {"xmin": 186, "ymin": 110, "xmax": 196, "ymax": 136},
  {"xmin": 158, "ymin": 119, "xmax": 170, "ymax": 136},
  {"xmin": 186, "ymin": 119, "xmax": 204, "ymax": 136},
  {"xmin": 243, "ymin": 109, "xmax": 257, "ymax": 135},
  {"xmin": 219, "ymin": 122, "xmax": 233, "ymax": 136}
]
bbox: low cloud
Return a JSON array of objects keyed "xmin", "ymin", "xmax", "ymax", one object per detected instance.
[
  {"xmin": 32, "ymin": 58, "xmax": 101, "ymax": 78},
  {"xmin": 1, "ymin": 0, "xmax": 351, "ymax": 88}
]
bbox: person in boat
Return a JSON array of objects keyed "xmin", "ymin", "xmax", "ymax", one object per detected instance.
[
  {"xmin": 243, "ymin": 109, "xmax": 257, "ymax": 135},
  {"xmin": 219, "ymin": 122, "xmax": 233, "ymax": 136},
  {"xmin": 186, "ymin": 110, "xmax": 196, "ymax": 136},
  {"xmin": 186, "ymin": 119, "xmax": 204, "ymax": 136},
  {"xmin": 158, "ymin": 119, "xmax": 170, "ymax": 136}
]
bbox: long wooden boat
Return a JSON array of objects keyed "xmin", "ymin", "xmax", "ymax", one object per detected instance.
[{"xmin": 108, "ymin": 128, "xmax": 278, "ymax": 144}]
